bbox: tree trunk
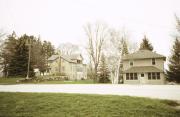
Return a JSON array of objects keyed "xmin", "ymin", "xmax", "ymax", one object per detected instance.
[
  {"xmin": 94, "ymin": 65, "xmax": 98, "ymax": 83},
  {"xmin": 115, "ymin": 57, "xmax": 121, "ymax": 84},
  {"xmin": 111, "ymin": 71, "xmax": 115, "ymax": 84},
  {"xmin": 3, "ymin": 59, "xmax": 8, "ymax": 78}
]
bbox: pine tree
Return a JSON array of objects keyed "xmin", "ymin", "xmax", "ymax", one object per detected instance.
[
  {"xmin": 98, "ymin": 54, "xmax": 110, "ymax": 83},
  {"xmin": 1, "ymin": 32, "xmax": 17, "ymax": 77},
  {"xmin": 1, "ymin": 32, "xmax": 55, "ymax": 77},
  {"xmin": 122, "ymin": 40, "xmax": 129, "ymax": 55},
  {"xmin": 139, "ymin": 35, "xmax": 153, "ymax": 51},
  {"xmin": 42, "ymin": 41, "xmax": 55, "ymax": 74},
  {"xmin": 8, "ymin": 35, "xmax": 35, "ymax": 77},
  {"xmin": 166, "ymin": 15, "xmax": 180, "ymax": 83},
  {"xmin": 175, "ymin": 14, "xmax": 180, "ymax": 33},
  {"xmin": 167, "ymin": 39, "xmax": 180, "ymax": 83},
  {"xmin": 120, "ymin": 40, "xmax": 129, "ymax": 83}
]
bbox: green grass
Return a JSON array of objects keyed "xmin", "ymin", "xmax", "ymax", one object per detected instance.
[
  {"xmin": 0, "ymin": 92, "xmax": 180, "ymax": 117},
  {"xmin": 0, "ymin": 77, "xmax": 23, "ymax": 84}
]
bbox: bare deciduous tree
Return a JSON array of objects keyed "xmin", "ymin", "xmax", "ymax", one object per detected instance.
[
  {"xmin": 57, "ymin": 42, "xmax": 80, "ymax": 55},
  {"xmin": 108, "ymin": 28, "xmax": 130, "ymax": 84},
  {"xmin": 84, "ymin": 22, "xmax": 108, "ymax": 82},
  {"xmin": 128, "ymin": 41, "xmax": 138, "ymax": 53},
  {"xmin": 109, "ymin": 29, "xmax": 123, "ymax": 84}
]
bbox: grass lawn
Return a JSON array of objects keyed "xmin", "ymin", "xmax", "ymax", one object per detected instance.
[
  {"xmin": 0, "ymin": 77, "xmax": 23, "ymax": 84},
  {"xmin": 0, "ymin": 78, "xmax": 95, "ymax": 84},
  {"xmin": 0, "ymin": 92, "xmax": 180, "ymax": 117}
]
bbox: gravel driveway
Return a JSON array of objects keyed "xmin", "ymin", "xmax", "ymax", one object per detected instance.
[{"xmin": 0, "ymin": 84, "xmax": 180, "ymax": 101}]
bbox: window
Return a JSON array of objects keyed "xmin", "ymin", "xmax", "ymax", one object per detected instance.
[
  {"xmin": 134, "ymin": 73, "xmax": 138, "ymax": 80},
  {"xmin": 130, "ymin": 61, "xmax": 133, "ymax": 66},
  {"xmin": 141, "ymin": 73, "xmax": 144, "ymax": 77},
  {"xmin": 152, "ymin": 58, "xmax": 156, "ymax": 65},
  {"xmin": 126, "ymin": 73, "xmax": 138, "ymax": 80},
  {"xmin": 157, "ymin": 72, "xmax": 160, "ymax": 79},
  {"xmin": 130, "ymin": 73, "xmax": 133, "ymax": 80},
  {"xmin": 148, "ymin": 72, "xmax": 160, "ymax": 80},
  {"xmin": 152, "ymin": 73, "xmax": 156, "ymax": 79},
  {"xmin": 148, "ymin": 73, "xmax": 151, "ymax": 80},
  {"xmin": 126, "ymin": 73, "xmax": 129, "ymax": 80},
  {"xmin": 77, "ymin": 60, "xmax": 81, "ymax": 63}
]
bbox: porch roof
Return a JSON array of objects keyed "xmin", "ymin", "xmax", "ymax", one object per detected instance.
[{"xmin": 123, "ymin": 66, "xmax": 164, "ymax": 73}]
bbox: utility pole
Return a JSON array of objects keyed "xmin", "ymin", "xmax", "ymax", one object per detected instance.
[
  {"xmin": 58, "ymin": 50, "xmax": 61, "ymax": 75},
  {"xmin": 26, "ymin": 39, "xmax": 31, "ymax": 79}
]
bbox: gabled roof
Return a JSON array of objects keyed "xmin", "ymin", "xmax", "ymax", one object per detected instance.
[
  {"xmin": 123, "ymin": 66, "xmax": 164, "ymax": 73},
  {"xmin": 48, "ymin": 54, "xmax": 83, "ymax": 63},
  {"xmin": 69, "ymin": 54, "xmax": 83, "ymax": 60},
  {"xmin": 61, "ymin": 55, "xmax": 74, "ymax": 63},
  {"xmin": 122, "ymin": 50, "xmax": 166, "ymax": 60},
  {"xmin": 48, "ymin": 55, "xmax": 59, "ymax": 61}
]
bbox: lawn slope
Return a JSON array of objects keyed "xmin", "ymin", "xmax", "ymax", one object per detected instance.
[{"xmin": 0, "ymin": 92, "xmax": 180, "ymax": 117}]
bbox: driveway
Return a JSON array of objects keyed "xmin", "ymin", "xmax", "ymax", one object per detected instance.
[{"xmin": 0, "ymin": 84, "xmax": 180, "ymax": 101}]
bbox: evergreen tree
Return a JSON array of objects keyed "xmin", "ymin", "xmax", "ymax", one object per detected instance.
[
  {"xmin": 42, "ymin": 41, "xmax": 55, "ymax": 74},
  {"xmin": 30, "ymin": 37, "xmax": 45, "ymax": 74},
  {"xmin": 167, "ymin": 15, "xmax": 180, "ymax": 83},
  {"xmin": 139, "ymin": 35, "xmax": 153, "ymax": 51},
  {"xmin": 167, "ymin": 38, "xmax": 180, "ymax": 83},
  {"xmin": 8, "ymin": 35, "xmax": 34, "ymax": 77},
  {"xmin": 122, "ymin": 39, "xmax": 129, "ymax": 55},
  {"xmin": 175, "ymin": 14, "xmax": 180, "ymax": 33},
  {"xmin": 1, "ymin": 32, "xmax": 17, "ymax": 77},
  {"xmin": 120, "ymin": 40, "xmax": 129, "ymax": 83},
  {"xmin": 1, "ymin": 32, "xmax": 55, "ymax": 77},
  {"xmin": 29, "ymin": 37, "xmax": 55, "ymax": 75},
  {"xmin": 98, "ymin": 54, "xmax": 110, "ymax": 83}
]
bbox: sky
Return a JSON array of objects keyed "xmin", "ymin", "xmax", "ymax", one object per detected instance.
[{"xmin": 0, "ymin": 0, "xmax": 180, "ymax": 64}]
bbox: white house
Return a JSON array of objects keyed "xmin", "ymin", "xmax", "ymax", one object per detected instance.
[{"xmin": 122, "ymin": 50, "xmax": 166, "ymax": 84}]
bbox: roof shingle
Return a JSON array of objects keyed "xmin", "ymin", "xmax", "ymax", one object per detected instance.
[{"xmin": 122, "ymin": 50, "xmax": 166, "ymax": 60}]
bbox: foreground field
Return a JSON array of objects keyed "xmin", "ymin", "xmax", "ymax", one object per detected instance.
[{"xmin": 0, "ymin": 93, "xmax": 180, "ymax": 117}]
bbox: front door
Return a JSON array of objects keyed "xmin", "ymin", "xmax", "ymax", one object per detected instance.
[{"xmin": 140, "ymin": 73, "xmax": 146, "ymax": 84}]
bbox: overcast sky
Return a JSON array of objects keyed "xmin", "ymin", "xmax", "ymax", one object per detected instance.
[{"xmin": 0, "ymin": 0, "xmax": 180, "ymax": 60}]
